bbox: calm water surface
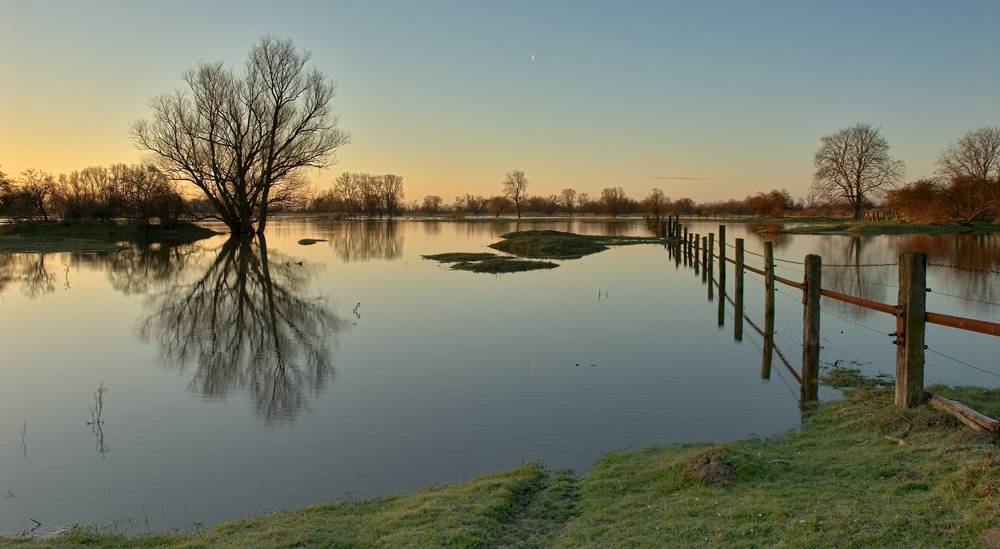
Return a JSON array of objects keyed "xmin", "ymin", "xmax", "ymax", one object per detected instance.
[{"xmin": 0, "ymin": 217, "xmax": 997, "ymax": 534}]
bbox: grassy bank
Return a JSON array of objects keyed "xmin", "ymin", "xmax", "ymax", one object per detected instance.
[
  {"xmin": 0, "ymin": 221, "xmax": 219, "ymax": 253},
  {"xmin": 4, "ymin": 373, "xmax": 999, "ymax": 548},
  {"xmin": 779, "ymin": 219, "xmax": 1000, "ymax": 236}
]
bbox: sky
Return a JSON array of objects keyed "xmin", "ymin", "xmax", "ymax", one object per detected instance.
[{"xmin": 1, "ymin": 1, "xmax": 998, "ymax": 205}]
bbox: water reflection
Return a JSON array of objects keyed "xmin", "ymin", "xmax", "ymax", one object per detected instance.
[
  {"xmin": 77, "ymin": 241, "xmax": 202, "ymax": 295},
  {"xmin": 0, "ymin": 253, "xmax": 58, "ymax": 298},
  {"xmin": 302, "ymin": 219, "xmax": 404, "ymax": 263},
  {"xmin": 138, "ymin": 236, "xmax": 348, "ymax": 423}
]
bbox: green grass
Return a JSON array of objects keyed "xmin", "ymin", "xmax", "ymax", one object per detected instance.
[
  {"xmin": 452, "ymin": 257, "xmax": 559, "ymax": 273},
  {"xmin": 0, "ymin": 221, "xmax": 219, "ymax": 253},
  {"xmin": 489, "ymin": 230, "xmax": 667, "ymax": 259},
  {"xmin": 781, "ymin": 220, "xmax": 1000, "ymax": 236},
  {"xmin": 6, "ymin": 376, "xmax": 999, "ymax": 548}
]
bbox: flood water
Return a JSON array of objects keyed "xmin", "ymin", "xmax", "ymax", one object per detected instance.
[{"xmin": 1, "ymin": 217, "xmax": 997, "ymax": 534}]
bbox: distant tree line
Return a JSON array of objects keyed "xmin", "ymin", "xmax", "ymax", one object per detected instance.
[
  {"xmin": 0, "ymin": 164, "xmax": 186, "ymax": 226},
  {"xmin": 305, "ymin": 172, "xmax": 405, "ymax": 217},
  {"xmin": 884, "ymin": 126, "xmax": 1000, "ymax": 223},
  {"xmin": 5, "ymin": 124, "xmax": 997, "ymax": 226}
]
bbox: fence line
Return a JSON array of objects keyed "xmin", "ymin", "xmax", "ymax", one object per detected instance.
[{"xmin": 663, "ymin": 219, "xmax": 1000, "ymax": 423}]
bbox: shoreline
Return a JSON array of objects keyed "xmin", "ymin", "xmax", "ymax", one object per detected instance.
[{"xmin": 3, "ymin": 374, "xmax": 997, "ymax": 547}]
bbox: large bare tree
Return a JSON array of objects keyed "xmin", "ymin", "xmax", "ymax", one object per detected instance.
[
  {"xmin": 132, "ymin": 36, "xmax": 349, "ymax": 234},
  {"xmin": 502, "ymin": 170, "xmax": 529, "ymax": 218},
  {"xmin": 811, "ymin": 123, "xmax": 905, "ymax": 219},
  {"xmin": 937, "ymin": 126, "xmax": 1000, "ymax": 182}
]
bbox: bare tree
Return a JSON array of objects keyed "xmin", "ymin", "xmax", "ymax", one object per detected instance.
[
  {"xmin": 577, "ymin": 192, "xmax": 598, "ymax": 214},
  {"xmin": 334, "ymin": 172, "xmax": 360, "ymax": 217},
  {"xmin": 132, "ymin": 36, "xmax": 349, "ymax": 234},
  {"xmin": 811, "ymin": 123, "xmax": 905, "ymax": 219},
  {"xmin": 457, "ymin": 194, "xmax": 489, "ymax": 215},
  {"xmin": 380, "ymin": 174, "xmax": 404, "ymax": 217},
  {"xmin": 488, "ymin": 195, "xmax": 513, "ymax": 217},
  {"xmin": 937, "ymin": 126, "xmax": 1000, "ymax": 183},
  {"xmin": 8, "ymin": 169, "xmax": 56, "ymax": 220},
  {"xmin": 357, "ymin": 173, "xmax": 382, "ymax": 217},
  {"xmin": 745, "ymin": 189, "xmax": 794, "ymax": 218},
  {"xmin": 502, "ymin": 170, "xmax": 529, "ymax": 218},
  {"xmin": 884, "ymin": 179, "xmax": 947, "ymax": 222},
  {"xmin": 560, "ymin": 188, "xmax": 577, "ymax": 216},
  {"xmin": 642, "ymin": 188, "xmax": 669, "ymax": 219},
  {"xmin": 0, "ymin": 167, "xmax": 13, "ymax": 213},
  {"xmin": 600, "ymin": 187, "xmax": 627, "ymax": 218},
  {"xmin": 422, "ymin": 195, "xmax": 443, "ymax": 213},
  {"xmin": 946, "ymin": 175, "xmax": 1000, "ymax": 222}
]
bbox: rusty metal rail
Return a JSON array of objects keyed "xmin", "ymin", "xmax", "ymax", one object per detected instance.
[{"xmin": 718, "ymin": 251, "xmax": 1000, "ymax": 338}]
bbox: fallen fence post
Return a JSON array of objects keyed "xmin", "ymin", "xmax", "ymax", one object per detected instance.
[
  {"xmin": 802, "ymin": 254, "xmax": 821, "ymax": 402},
  {"xmin": 896, "ymin": 252, "xmax": 927, "ymax": 408},
  {"xmin": 927, "ymin": 393, "xmax": 1000, "ymax": 432}
]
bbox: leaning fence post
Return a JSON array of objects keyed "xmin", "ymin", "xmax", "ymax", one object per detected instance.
[
  {"xmin": 734, "ymin": 238, "xmax": 745, "ymax": 341},
  {"xmin": 896, "ymin": 252, "xmax": 927, "ymax": 408},
  {"xmin": 802, "ymin": 254, "xmax": 821, "ymax": 402}
]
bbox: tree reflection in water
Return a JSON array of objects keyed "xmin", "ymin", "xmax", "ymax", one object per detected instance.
[{"xmin": 138, "ymin": 235, "xmax": 348, "ymax": 423}]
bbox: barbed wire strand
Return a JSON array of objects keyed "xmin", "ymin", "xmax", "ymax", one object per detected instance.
[
  {"xmin": 927, "ymin": 347, "xmax": 1000, "ymax": 379},
  {"xmin": 929, "ymin": 263, "xmax": 1000, "ymax": 276},
  {"xmin": 928, "ymin": 289, "xmax": 1000, "ymax": 308},
  {"xmin": 718, "ymin": 241, "xmax": 999, "ymax": 273}
]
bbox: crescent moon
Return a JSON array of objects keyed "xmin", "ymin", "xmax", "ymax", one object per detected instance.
[{"xmin": 531, "ymin": 54, "xmax": 535, "ymax": 61}]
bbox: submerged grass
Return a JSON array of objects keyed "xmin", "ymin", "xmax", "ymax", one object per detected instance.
[
  {"xmin": 6, "ymin": 375, "xmax": 999, "ymax": 548},
  {"xmin": 489, "ymin": 230, "xmax": 666, "ymax": 259},
  {"xmin": 422, "ymin": 252, "xmax": 501, "ymax": 263},
  {"xmin": 423, "ymin": 252, "xmax": 557, "ymax": 273},
  {"xmin": 452, "ymin": 258, "xmax": 558, "ymax": 273}
]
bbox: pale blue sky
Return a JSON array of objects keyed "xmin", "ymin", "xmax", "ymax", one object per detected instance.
[{"xmin": 1, "ymin": 1, "xmax": 998, "ymax": 203}]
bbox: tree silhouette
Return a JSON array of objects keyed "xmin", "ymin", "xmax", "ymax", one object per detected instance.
[
  {"xmin": 138, "ymin": 235, "xmax": 348, "ymax": 423},
  {"xmin": 133, "ymin": 37, "xmax": 349, "ymax": 234}
]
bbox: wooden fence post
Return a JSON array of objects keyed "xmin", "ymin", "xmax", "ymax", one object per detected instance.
[
  {"xmin": 717, "ymin": 226, "xmax": 726, "ymax": 327},
  {"xmin": 694, "ymin": 234, "xmax": 701, "ymax": 275},
  {"xmin": 896, "ymin": 252, "xmax": 927, "ymax": 408},
  {"xmin": 707, "ymin": 233, "xmax": 715, "ymax": 301},
  {"xmin": 702, "ymin": 236, "xmax": 708, "ymax": 284},
  {"xmin": 764, "ymin": 241, "xmax": 775, "ymax": 317},
  {"xmin": 802, "ymin": 254, "xmax": 821, "ymax": 402},
  {"xmin": 761, "ymin": 242, "xmax": 775, "ymax": 380},
  {"xmin": 734, "ymin": 238, "xmax": 745, "ymax": 341}
]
